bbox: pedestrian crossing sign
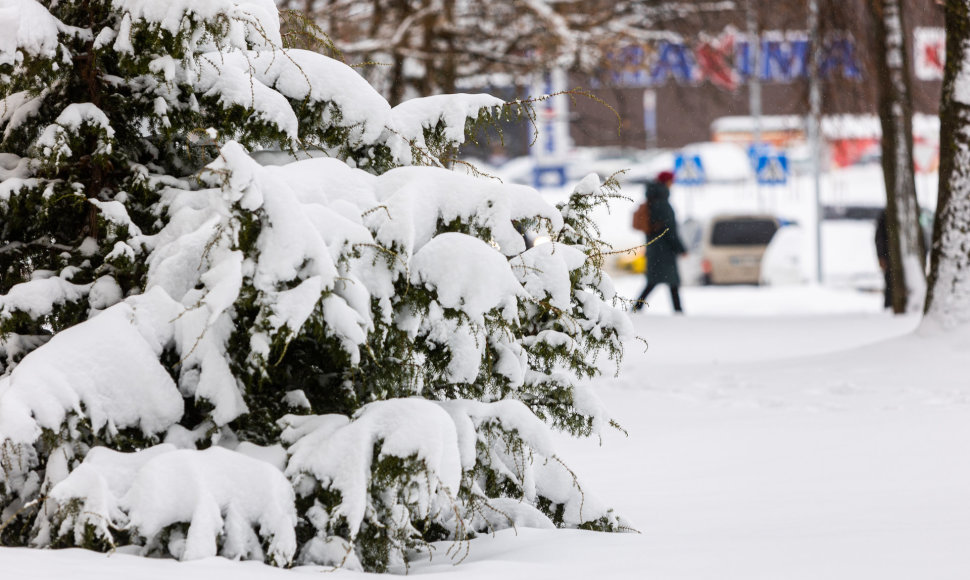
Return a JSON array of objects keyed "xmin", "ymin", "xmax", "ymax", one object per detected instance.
[
  {"xmin": 674, "ymin": 153, "xmax": 706, "ymax": 185},
  {"xmin": 755, "ymin": 153, "xmax": 789, "ymax": 185},
  {"xmin": 532, "ymin": 165, "xmax": 568, "ymax": 188}
]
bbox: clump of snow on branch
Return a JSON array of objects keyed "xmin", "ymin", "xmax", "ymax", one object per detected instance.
[
  {"xmin": 0, "ymin": 0, "xmax": 89, "ymax": 66},
  {"xmin": 0, "ymin": 292, "xmax": 184, "ymax": 445},
  {"xmin": 282, "ymin": 400, "xmax": 463, "ymax": 538},
  {"xmin": 37, "ymin": 445, "xmax": 297, "ymax": 564},
  {"xmin": 389, "ymin": 93, "xmax": 505, "ymax": 155}
]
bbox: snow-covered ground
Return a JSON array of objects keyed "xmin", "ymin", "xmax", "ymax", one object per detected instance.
[
  {"xmin": 5, "ymin": 280, "xmax": 967, "ymax": 579},
  {"xmin": 559, "ymin": 279, "xmax": 970, "ymax": 580}
]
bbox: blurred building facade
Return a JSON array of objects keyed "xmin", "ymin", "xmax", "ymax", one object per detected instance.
[{"xmin": 571, "ymin": 0, "xmax": 944, "ymax": 151}]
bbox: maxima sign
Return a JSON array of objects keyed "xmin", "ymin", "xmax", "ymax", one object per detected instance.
[{"xmin": 604, "ymin": 29, "xmax": 863, "ymax": 91}]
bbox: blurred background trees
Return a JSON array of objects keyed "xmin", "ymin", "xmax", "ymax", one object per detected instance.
[{"xmin": 277, "ymin": 0, "xmax": 736, "ymax": 104}]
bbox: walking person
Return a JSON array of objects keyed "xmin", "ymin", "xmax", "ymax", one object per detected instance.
[
  {"xmin": 632, "ymin": 170, "xmax": 687, "ymax": 313},
  {"xmin": 874, "ymin": 209, "xmax": 892, "ymax": 309},
  {"xmin": 874, "ymin": 207, "xmax": 933, "ymax": 311}
]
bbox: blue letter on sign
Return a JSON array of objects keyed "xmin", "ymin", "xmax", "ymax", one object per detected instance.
[
  {"xmin": 821, "ymin": 38, "xmax": 862, "ymax": 80},
  {"xmin": 650, "ymin": 42, "xmax": 695, "ymax": 85},
  {"xmin": 762, "ymin": 39, "xmax": 808, "ymax": 81}
]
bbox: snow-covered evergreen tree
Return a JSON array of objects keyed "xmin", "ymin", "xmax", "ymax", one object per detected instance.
[{"xmin": 0, "ymin": 0, "xmax": 632, "ymax": 571}]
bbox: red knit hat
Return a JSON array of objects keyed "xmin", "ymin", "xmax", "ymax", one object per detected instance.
[{"xmin": 657, "ymin": 170, "xmax": 675, "ymax": 184}]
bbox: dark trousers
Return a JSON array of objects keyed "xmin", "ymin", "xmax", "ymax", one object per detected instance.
[
  {"xmin": 882, "ymin": 266, "xmax": 893, "ymax": 309},
  {"xmin": 633, "ymin": 280, "xmax": 683, "ymax": 313}
]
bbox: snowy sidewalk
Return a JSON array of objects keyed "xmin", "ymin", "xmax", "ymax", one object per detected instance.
[{"xmin": 554, "ymin": 283, "xmax": 970, "ymax": 579}]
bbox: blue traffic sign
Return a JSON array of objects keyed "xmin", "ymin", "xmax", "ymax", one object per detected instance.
[
  {"xmin": 747, "ymin": 143, "xmax": 774, "ymax": 165},
  {"xmin": 755, "ymin": 152, "xmax": 789, "ymax": 185},
  {"xmin": 532, "ymin": 165, "xmax": 568, "ymax": 188},
  {"xmin": 673, "ymin": 153, "xmax": 705, "ymax": 185}
]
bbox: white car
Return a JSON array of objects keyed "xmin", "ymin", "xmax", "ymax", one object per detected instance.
[{"xmin": 760, "ymin": 221, "xmax": 883, "ymax": 290}]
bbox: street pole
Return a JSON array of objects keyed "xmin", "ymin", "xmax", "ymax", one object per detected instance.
[
  {"xmin": 747, "ymin": 0, "xmax": 764, "ymax": 212},
  {"xmin": 643, "ymin": 89, "xmax": 657, "ymax": 150},
  {"xmin": 808, "ymin": 0, "xmax": 824, "ymax": 284},
  {"xmin": 746, "ymin": 0, "xmax": 762, "ymax": 144}
]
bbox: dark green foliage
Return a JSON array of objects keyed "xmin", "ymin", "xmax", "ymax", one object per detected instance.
[
  {"xmin": 47, "ymin": 498, "xmax": 124, "ymax": 551},
  {"xmin": 296, "ymin": 444, "xmax": 453, "ymax": 573}
]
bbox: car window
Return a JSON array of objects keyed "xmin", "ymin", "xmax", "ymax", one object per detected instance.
[
  {"xmin": 823, "ymin": 205, "xmax": 884, "ymax": 220},
  {"xmin": 710, "ymin": 219, "xmax": 778, "ymax": 246}
]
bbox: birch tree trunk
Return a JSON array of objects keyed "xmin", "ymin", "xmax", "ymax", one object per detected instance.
[
  {"xmin": 924, "ymin": 0, "xmax": 970, "ymax": 329},
  {"xmin": 871, "ymin": 0, "xmax": 926, "ymax": 314}
]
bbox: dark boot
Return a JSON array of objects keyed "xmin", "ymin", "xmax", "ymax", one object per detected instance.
[
  {"xmin": 670, "ymin": 286, "xmax": 683, "ymax": 313},
  {"xmin": 633, "ymin": 280, "xmax": 657, "ymax": 312}
]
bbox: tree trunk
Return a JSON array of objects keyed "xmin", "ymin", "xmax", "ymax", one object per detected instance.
[
  {"xmin": 924, "ymin": 0, "xmax": 970, "ymax": 329},
  {"xmin": 441, "ymin": 0, "xmax": 457, "ymax": 95},
  {"xmin": 871, "ymin": 0, "xmax": 926, "ymax": 314},
  {"xmin": 387, "ymin": 0, "xmax": 409, "ymax": 105}
]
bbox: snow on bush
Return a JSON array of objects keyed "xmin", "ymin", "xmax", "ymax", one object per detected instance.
[
  {"xmin": 35, "ymin": 445, "xmax": 297, "ymax": 564},
  {"xmin": 0, "ymin": 0, "xmax": 633, "ymax": 572}
]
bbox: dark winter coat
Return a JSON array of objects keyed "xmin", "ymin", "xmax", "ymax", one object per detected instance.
[
  {"xmin": 644, "ymin": 181, "xmax": 687, "ymax": 286},
  {"xmin": 875, "ymin": 209, "xmax": 889, "ymax": 264}
]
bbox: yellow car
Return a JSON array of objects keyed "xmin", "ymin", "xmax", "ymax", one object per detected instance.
[{"xmin": 615, "ymin": 247, "xmax": 646, "ymax": 274}]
